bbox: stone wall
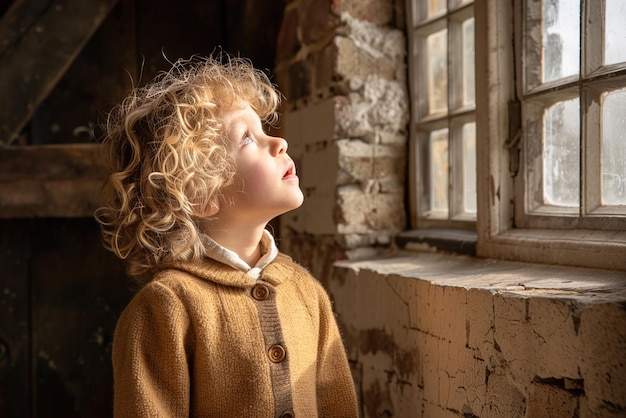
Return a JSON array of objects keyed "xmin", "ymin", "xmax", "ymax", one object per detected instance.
[
  {"xmin": 274, "ymin": 0, "xmax": 408, "ymax": 279},
  {"xmin": 274, "ymin": 1, "xmax": 626, "ymax": 418}
]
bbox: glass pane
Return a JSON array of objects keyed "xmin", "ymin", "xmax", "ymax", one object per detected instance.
[
  {"xmin": 605, "ymin": 0, "xmax": 626, "ymax": 65},
  {"xmin": 462, "ymin": 18, "xmax": 475, "ymax": 107},
  {"xmin": 414, "ymin": 0, "xmax": 447, "ymax": 24},
  {"xmin": 462, "ymin": 122, "xmax": 477, "ymax": 214},
  {"xmin": 430, "ymin": 128, "xmax": 449, "ymax": 213},
  {"xmin": 428, "ymin": 0, "xmax": 446, "ymax": 18},
  {"xmin": 601, "ymin": 89, "xmax": 626, "ymax": 205},
  {"xmin": 427, "ymin": 29, "xmax": 448, "ymax": 115},
  {"xmin": 542, "ymin": 0, "xmax": 580, "ymax": 82},
  {"xmin": 543, "ymin": 98, "xmax": 580, "ymax": 207},
  {"xmin": 451, "ymin": 0, "xmax": 473, "ymax": 7}
]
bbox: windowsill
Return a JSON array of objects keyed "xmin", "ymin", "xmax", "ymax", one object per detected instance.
[
  {"xmin": 335, "ymin": 250, "xmax": 626, "ymax": 303},
  {"xmin": 482, "ymin": 228, "xmax": 626, "ymax": 271},
  {"xmin": 395, "ymin": 229, "xmax": 477, "ymax": 256},
  {"xmin": 396, "ymin": 227, "xmax": 626, "ymax": 272}
]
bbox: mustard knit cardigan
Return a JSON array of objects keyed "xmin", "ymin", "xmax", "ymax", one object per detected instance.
[{"xmin": 112, "ymin": 253, "xmax": 359, "ymax": 417}]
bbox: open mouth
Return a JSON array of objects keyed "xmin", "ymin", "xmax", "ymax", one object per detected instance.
[{"xmin": 283, "ymin": 162, "xmax": 296, "ymax": 179}]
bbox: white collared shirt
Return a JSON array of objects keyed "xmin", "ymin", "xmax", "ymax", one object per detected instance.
[{"xmin": 202, "ymin": 229, "xmax": 279, "ymax": 279}]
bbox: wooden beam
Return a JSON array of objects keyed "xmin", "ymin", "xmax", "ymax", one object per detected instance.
[
  {"xmin": 0, "ymin": 144, "xmax": 108, "ymax": 218},
  {"xmin": 0, "ymin": 0, "xmax": 53, "ymax": 58},
  {"xmin": 0, "ymin": 0, "xmax": 120, "ymax": 146}
]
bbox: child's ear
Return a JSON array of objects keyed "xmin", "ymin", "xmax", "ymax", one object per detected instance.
[{"xmin": 203, "ymin": 196, "xmax": 220, "ymax": 217}]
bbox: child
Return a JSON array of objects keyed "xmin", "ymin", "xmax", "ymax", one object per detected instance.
[{"xmin": 95, "ymin": 55, "xmax": 359, "ymax": 417}]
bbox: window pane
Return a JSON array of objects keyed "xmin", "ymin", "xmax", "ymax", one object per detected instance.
[
  {"xmin": 427, "ymin": 29, "xmax": 448, "ymax": 115},
  {"xmin": 602, "ymin": 88, "xmax": 626, "ymax": 205},
  {"xmin": 542, "ymin": 0, "xmax": 580, "ymax": 83},
  {"xmin": 543, "ymin": 98, "xmax": 580, "ymax": 207},
  {"xmin": 428, "ymin": 0, "xmax": 446, "ymax": 18},
  {"xmin": 413, "ymin": 0, "xmax": 447, "ymax": 24},
  {"xmin": 451, "ymin": 0, "xmax": 472, "ymax": 7},
  {"xmin": 429, "ymin": 128, "xmax": 449, "ymax": 214},
  {"xmin": 462, "ymin": 122, "xmax": 477, "ymax": 213},
  {"xmin": 462, "ymin": 18, "xmax": 475, "ymax": 107},
  {"xmin": 604, "ymin": 0, "xmax": 626, "ymax": 65}
]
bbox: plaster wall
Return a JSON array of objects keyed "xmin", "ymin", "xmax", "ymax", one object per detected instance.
[{"xmin": 331, "ymin": 254, "xmax": 626, "ymax": 418}]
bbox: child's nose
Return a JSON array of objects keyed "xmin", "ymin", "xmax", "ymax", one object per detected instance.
[{"xmin": 270, "ymin": 136, "xmax": 288, "ymax": 156}]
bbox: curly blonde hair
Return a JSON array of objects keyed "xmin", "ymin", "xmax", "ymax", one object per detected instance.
[{"xmin": 95, "ymin": 55, "xmax": 281, "ymax": 285}]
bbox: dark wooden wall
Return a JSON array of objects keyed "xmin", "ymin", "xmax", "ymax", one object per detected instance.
[{"xmin": 0, "ymin": 0, "xmax": 283, "ymax": 416}]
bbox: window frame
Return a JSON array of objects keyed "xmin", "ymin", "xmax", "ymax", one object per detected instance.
[
  {"xmin": 403, "ymin": 0, "xmax": 626, "ymax": 271},
  {"xmin": 515, "ymin": 0, "xmax": 626, "ymax": 231},
  {"xmin": 406, "ymin": 0, "xmax": 477, "ymax": 230},
  {"xmin": 475, "ymin": 0, "xmax": 626, "ymax": 271}
]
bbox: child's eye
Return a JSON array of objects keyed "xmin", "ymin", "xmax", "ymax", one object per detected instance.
[{"xmin": 242, "ymin": 136, "xmax": 253, "ymax": 146}]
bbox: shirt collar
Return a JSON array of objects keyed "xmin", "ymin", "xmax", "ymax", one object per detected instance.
[{"xmin": 202, "ymin": 229, "xmax": 279, "ymax": 279}]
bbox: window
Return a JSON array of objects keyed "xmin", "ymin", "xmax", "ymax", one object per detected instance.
[
  {"xmin": 405, "ymin": 0, "xmax": 626, "ymax": 271},
  {"xmin": 517, "ymin": 0, "xmax": 626, "ymax": 230},
  {"xmin": 406, "ymin": 0, "xmax": 476, "ymax": 229}
]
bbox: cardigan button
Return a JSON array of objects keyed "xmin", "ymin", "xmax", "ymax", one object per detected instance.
[
  {"xmin": 280, "ymin": 412, "xmax": 294, "ymax": 418},
  {"xmin": 251, "ymin": 284, "xmax": 270, "ymax": 301},
  {"xmin": 268, "ymin": 344, "xmax": 286, "ymax": 363}
]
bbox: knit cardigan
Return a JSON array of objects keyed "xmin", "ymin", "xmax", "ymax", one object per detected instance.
[{"xmin": 112, "ymin": 253, "xmax": 359, "ymax": 417}]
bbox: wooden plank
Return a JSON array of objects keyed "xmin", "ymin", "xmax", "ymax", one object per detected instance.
[
  {"xmin": 0, "ymin": 0, "xmax": 120, "ymax": 146},
  {"xmin": 0, "ymin": 219, "xmax": 33, "ymax": 418},
  {"xmin": 0, "ymin": 0, "xmax": 53, "ymax": 58},
  {"xmin": 0, "ymin": 144, "xmax": 108, "ymax": 218},
  {"xmin": 31, "ymin": 218, "xmax": 129, "ymax": 417},
  {"xmin": 31, "ymin": 0, "xmax": 138, "ymax": 146}
]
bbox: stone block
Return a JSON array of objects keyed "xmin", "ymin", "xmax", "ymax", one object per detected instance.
[
  {"xmin": 373, "ymin": 145, "xmax": 405, "ymax": 180},
  {"xmin": 337, "ymin": 139, "xmax": 405, "ymax": 190},
  {"xmin": 300, "ymin": 99, "xmax": 337, "ymax": 144},
  {"xmin": 302, "ymin": 194, "xmax": 336, "ymax": 235},
  {"xmin": 526, "ymin": 381, "xmax": 578, "ymax": 418},
  {"xmin": 407, "ymin": 277, "xmax": 432, "ymax": 332},
  {"xmin": 300, "ymin": 142, "xmax": 338, "ymax": 195},
  {"xmin": 284, "ymin": 99, "xmax": 337, "ymax": 147},
  {"xmin": 287, "ymin": 59, "xmax": 312, "ymax": 102},
  {"xmin": 335, "ymin": 36, "xmax": 397, "ymax": 81},
  {"xmin": 273, "ymin": 65, "xmax": 291, "ymax": 108},
  {"xmin": 333, "ymin": 0, "xmax": 394, "ymax": 26},
  {"xmin": 298, "ymin": 0, "xmax": 340, "ymax": 45},
  {"xmin": 579, "ymin": 303, "xmax": 626, "ymax": 413},
  {"xmin": 312, "ymin": 43, "xmax": 338, "ymax": 92},
  {"xmin": 493, "ymin": 295, "xmax": 537, "ymax": 385},
  {"xmin": 377, "ymin": 130, "xmax": 407, "ymax": 145},
  {"xmin": 341, "ymin": 12, "xmax": 406, "ymax": 60},
  {"xmin": 337, "ymin": 139, "xmax": 374, "ymax": 185},
  {"xmin": 345, "ymin": 76, "xmax": 409, "ymax": 138},
  {"xmin": 466, "ymin": 288, "xmax": 496, "ymax": 355},
  {"xmin": 527, "ymin": 297, "xmax": 580, "ymax": 379},
  {"xmin": 336, "ymin": 185, "xmax": 405, "ymax": 234},
  {"xmin": 438, "ymin": 286, "xmax": 467, "ymax": 347},
  {"xmin": 283, "ymin": 109, "xmax": 304, "ymax": 147},
  {"xmin": 275, "ymin": 3, "xmax": 300, "ymax": 63},
  {"xmin": 422, "ymin": 403, "xmax": 461, "ymax": 418},
  {"xmin": 482, "ymin": 372, "xmax": 526, "ymax": 418},
  {"xmin": 421, "ymin": 332, "xmax": 441, "ymax": 404}
]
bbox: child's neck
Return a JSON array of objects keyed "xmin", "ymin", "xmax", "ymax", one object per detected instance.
[{"xmin": 204, "ymin": 223, "xmax": 265, "ymax": 267}]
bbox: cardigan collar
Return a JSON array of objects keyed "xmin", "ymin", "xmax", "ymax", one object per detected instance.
[
  {"xmin": 167, "ymin": 253, "xmax": 296, "ymax": 289},
  {"xmin": 165, "ymin": 228, "xmax": 296, "ymax": 289}
]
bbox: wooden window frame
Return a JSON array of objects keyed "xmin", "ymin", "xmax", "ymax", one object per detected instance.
[
  {"xmin": 475, "ymin": 0, "xmax": 626, "ymax": 271},
  {"xmin": 406, "ymin": 0, "xmax": 477, "ymax": 230}
]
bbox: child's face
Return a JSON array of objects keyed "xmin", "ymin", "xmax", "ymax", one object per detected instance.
[{"xmin": 217, "ymin": 102, "xmax": 304, "ymax": 224}]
